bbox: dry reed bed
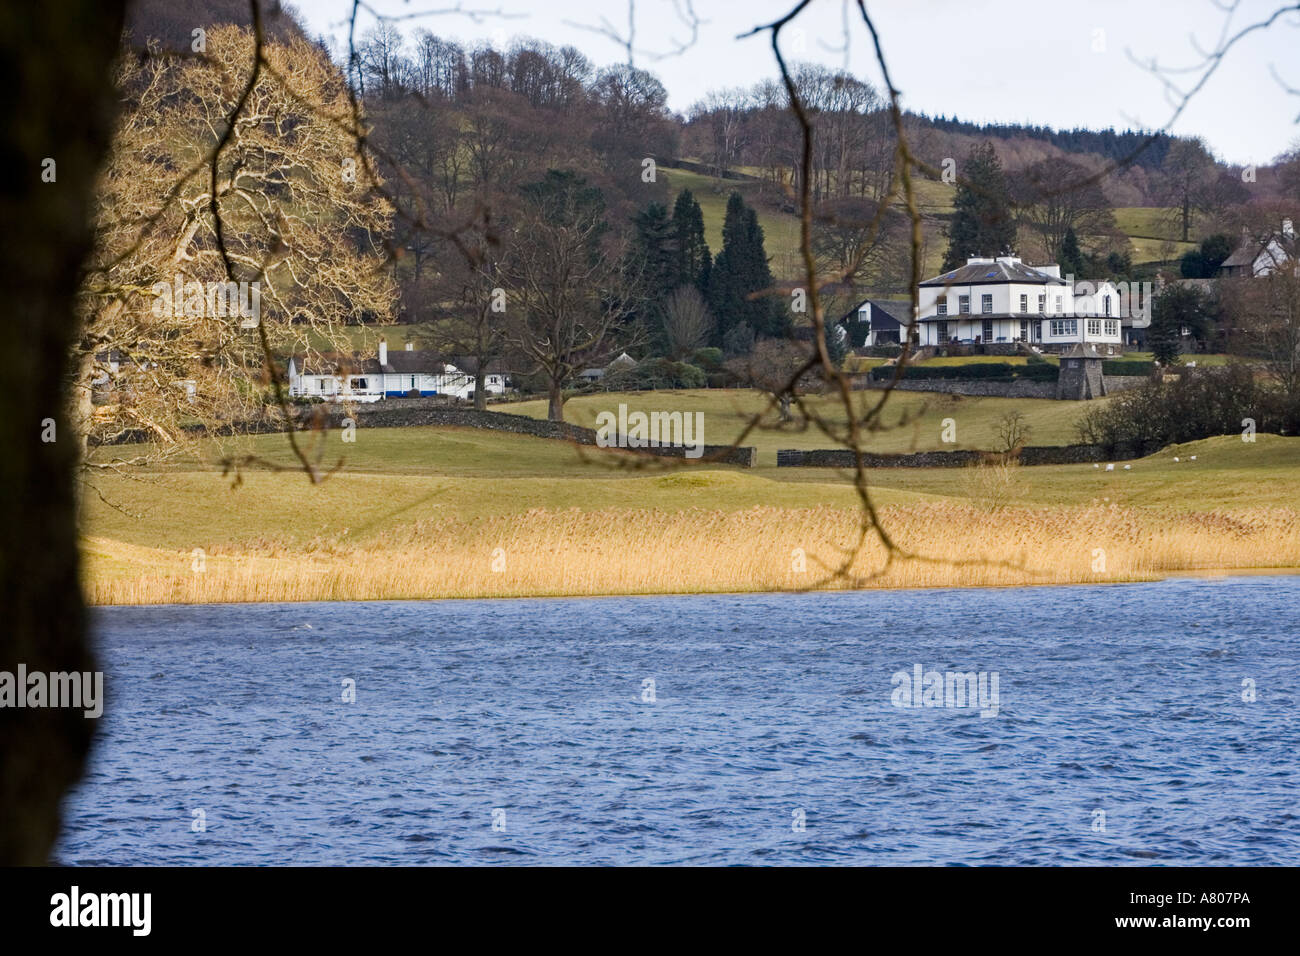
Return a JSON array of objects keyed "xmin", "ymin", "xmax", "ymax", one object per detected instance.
[{"xmin": 83, "ymin": 503, "xmax": 1300, "ymax": 605}]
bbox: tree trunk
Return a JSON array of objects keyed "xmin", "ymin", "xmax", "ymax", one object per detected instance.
[
  {"xmin": 473, "ymin": 364, "xmax": 487, "ymax": 411},
  {"xmin": 0, "ymin": 0, "xmax": 126, "ymax": 864},
  {"xmin": 548, "ymin": 379, "xmax": 565, "ymax": 422}
]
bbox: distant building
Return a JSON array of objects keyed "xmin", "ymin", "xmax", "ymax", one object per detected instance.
[
  {"xmin": 1219, "ymin": 219, "xmax": 1296, "ymax": 278},
  {"xmin": 288, "ymin": 340, "xmax": 510, "ymax": 402},
  {"xmin": 1056, "ymin": 342, "xmax": 1107, "ymax": 400},
  {"xmin": 915, "ymin": 256, "xmax": 1122, "ymax": 352},
  {"xmin": 842, "ymin": 298, "xmax": 914, "ymax": 346}
]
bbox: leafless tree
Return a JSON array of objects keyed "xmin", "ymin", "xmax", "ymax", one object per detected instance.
[
  {"xmin": 662, "ymin": 285, "xmax": 714, "ymax": 359},
  {"xmin": 500, "ymin": 171, "xmax": 642, "ymax": 420},
  {"xmin": 77, "ymin": 25, "xmax": 396, "ymax": 486}
]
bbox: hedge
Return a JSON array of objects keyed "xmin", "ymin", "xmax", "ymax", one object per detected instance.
[
  {"xmin": 1101, "ymin": 360, "xmax": 1154, "ymax": 377},
  {"xmin": 870, "ymin": 362, "xmax": 1059, "ymax": 383}
]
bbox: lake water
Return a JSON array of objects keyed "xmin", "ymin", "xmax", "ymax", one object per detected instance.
[{"xmin": 56, "ymin": 577, "xmax": 1300, "ymax": 865}]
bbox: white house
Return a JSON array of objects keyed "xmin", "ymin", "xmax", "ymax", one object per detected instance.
[
  {"xmin": 1219, "ymin": 219, "xmax": 1296, "ymax": 278},
  {"xmin": 843, "ymin": 298, "xmax": 914, "ymax": 346},
  {"xmin": 916, "ymin": 256, "xmax": 1123, "ymax": 351},
  {"xmin": 288, "ymin": 340, "xmax": 510, "ymax": 402}
]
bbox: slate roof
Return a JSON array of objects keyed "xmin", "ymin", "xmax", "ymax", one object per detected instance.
[
  {"xmin": 841, "ymin": 297, "xmax": 913, "ymax": 324},
  {"xmin": 291, "ymin": 350, "xmax": 454, "ymax": 376},
  {"xmin": 1221, "ymin": 233, "xmax": 1296, "ymax": 270},
  {"xmin": 920, "ymin": 259, "xmax": 1068, "ymax": 287},
  {"xmin": 1060, "ymin": 343, "xmax": 1106, "ymax": 360}
]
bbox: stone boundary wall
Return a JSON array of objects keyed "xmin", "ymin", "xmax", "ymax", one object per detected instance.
[
  {"xmin": 101, "ymin": 403, "xmax": 756, "ymax": 466},
  {"xmin": 776, "ymin": 440, "xmax": 1162, "ymax": 469},
  {"xmin": 337, "ymin": 405, "xmax": 757, "ymax": 467},
  {"xmin": 857, "ymin": 377, "xmax": 1058, "ymax": 399},
  {"xmin": 1102, "ymin": 375, "xmax": 1148, "ymax": 393},
  {"xmin": 856, "ymin": 374, "xmax": 1149, "ymax": 400}
]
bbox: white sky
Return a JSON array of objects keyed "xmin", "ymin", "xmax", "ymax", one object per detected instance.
[{"xmin": 290, "ymin": 0, "xmax": 1300, "ymax": 166}]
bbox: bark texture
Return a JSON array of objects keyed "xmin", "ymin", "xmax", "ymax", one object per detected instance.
[{"xmin": 0, "ymin": 1, "xmax": 126, "ymax": 864}]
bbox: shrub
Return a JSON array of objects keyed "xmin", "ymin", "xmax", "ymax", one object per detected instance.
[
  {"xmin": 690, "ymin": 347, "xmax": 724, "ymax": 371},
  {"xmin": 1075, "ymin": 364, "xmax": 1293, "ymax": 450},
  {"xmin": 869, "ymin": 361, "xmax": 1057, "ymax": 382},
  {"xmin": 1101, "ymin": 360, "xmax": 1154, "ymax": 377},
  {"xmin": 1017, "ymin": 362, "xmax": 1060, "ymax": 382},
  {"xmin": 605, "ymin": 359, "xmax": 707, "ymax": 391}
]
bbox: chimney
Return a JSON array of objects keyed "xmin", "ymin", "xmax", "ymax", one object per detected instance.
[
  {"xmin": 378, "ymin": 339, "xmax": 387, "ymax": 366},
  {"xmin": 1284, "ymin": 218, "xmax": 1295, "ymax": 239}
]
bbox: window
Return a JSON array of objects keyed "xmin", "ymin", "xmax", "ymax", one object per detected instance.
[
  {"xmin": 1055, "ymin": 296, "xmax": 1064, "ymax": 312},
  {"xmin": 1038, "ymin": 294, "xmax": 1046, "ymax": 312},
  {"xmin": 936, "ymin": 321, "xmax": 949, "ymax": 342},
  {"xmin": 352, "ymin": 377, "xmax": 368, "ymax": 390},
  {"xmin": 1104, "ymin": 320, "xmax": 1119, "ymax": 337},
  {"xmin": 1050, "ymin": 319, "xmax": 1078, "ymax": 337},
  {"xmin": 1103, "ymin": 296, "xmax": 1112, "ymax": 316},
  {"xmin": 981, "ymin": 294, "xmax": 993, "ymax": 314},
  {"xmin": 958, "ymin": 295, "xmax": 970, "ymax": 314},
  {"xmin": 1019, "ymin": 319, "xmax": 1029, "ymax": 340},
  {"xmin": 982, "ymin": 319, "xmax": 994, "ymax": 341},
  {"xmin": 1019, "ymin": 293, "xmax": 1028, "ymax": 312},
  {"xmin": 1087, "ymin": 319, "xmax": 1101, "ymax": 336},
  {"xmin": 936, "ymin": 298, "xmax": 948, "ymax": 316}
]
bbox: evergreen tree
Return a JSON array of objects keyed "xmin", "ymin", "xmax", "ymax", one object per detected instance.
[
  {"xmin": 632, "ymin": 202, "xmax": 679, "ymax": 297},
  {"xmin": 708, "ymin": 192, "xmax": 785, "ymax": 346},
  {"xmin": 631, "ymin": 202, "xmax": 682, "ymax": 355},
  {"xmin": 942, "ymin": 140, "xmax": 1017, "ymax": 271},
  {"xmin": 671, "ymin": 189, "xmax": 711, "ymax": 293},
  {"xmin": 1058, "ymin": 226, "xmax": 1084, "ymax": 278}
]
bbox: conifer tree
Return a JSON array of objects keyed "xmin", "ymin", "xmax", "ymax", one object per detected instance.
[
  {"xmin": 708, "ymin": 192, "xmax": 784, "ymax": 347},
  {"xmin": 942, "ymin": 140, "xmax": 1017, "ymax": 271}
]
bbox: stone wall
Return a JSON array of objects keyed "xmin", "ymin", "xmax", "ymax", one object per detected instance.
[
  {"xmin": 858, "ymin": 377, "xmax": 1059, "ymax": 399},
  {"xmin": 1102, "ymin": 375, "xmax": 1148, "ymax": 393},
  {"xmin": 103, "ymin": 402, "xmax": 756, "ymax": 466},
  {"xmin": 776, "ymin": 440, "xmax": 1162, "ymax": 469},
  {"xmin": 337, "ymin": 405, "xmax": 757, "ymax": 467}
]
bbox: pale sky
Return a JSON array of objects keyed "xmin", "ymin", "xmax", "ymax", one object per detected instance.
[{"xmin": 291, "ymin": 0, "xmax": 1300, "ymax": 166}]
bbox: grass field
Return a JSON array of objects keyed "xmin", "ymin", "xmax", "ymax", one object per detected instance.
[
  {"xmin": 81, "ymin": 383, "xmax": 1300, "ymax": 605},
  {"xmin": 497, "ymin": 388, "xmax": 1096, "ymax": 464}
]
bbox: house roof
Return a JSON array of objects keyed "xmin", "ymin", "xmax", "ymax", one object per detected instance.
[
  {"xmin": 1221, "ymin": 232, "xmax": 1296, "ymax": 270},
  {"xmin": 841, "ymin": 297, "xmax": 913, "ymax": 324},
  {"xmin": 1060, "ymin": 343, "xmax": 1106, "ymax": 360},
  {"xmin": 920, "ymin": 259, "xmax": 1069, "ymax": 287},
  {"xmin": 449, "ymin": 355, "xmax": 510, "ymax": 376},
  {"xmin": 291, "ymin": 349, "xmax": 456, "ymax": 376}
]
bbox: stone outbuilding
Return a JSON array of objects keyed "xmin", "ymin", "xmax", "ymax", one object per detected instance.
[{"xmin": 1057, "ymin": 342, "xmax": 1107, "ymax": 400}]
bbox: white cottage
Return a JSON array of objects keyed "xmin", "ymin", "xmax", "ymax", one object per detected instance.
[
  {"xmin": 288, "ymin": 340, "xmax": 510, "ymax": 402},
  {"xmin": 916, "ymin": 257, "xmax": 1123, "ymax": 352}
]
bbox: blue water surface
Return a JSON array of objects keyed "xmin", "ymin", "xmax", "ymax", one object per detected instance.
[{"xmin": 56, "ymin": 577, "xmax": 1300, "ymax": 865}]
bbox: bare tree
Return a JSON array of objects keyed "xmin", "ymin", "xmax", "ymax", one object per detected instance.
[
  {"xmin": 1012, "ymin": 157, "xmax": 1117, "ymax": 262},
  {"xmin": 726, "ymin": 337, "xmax": 822, "ymax": 422},
  {"xmin": 1225, "ymin": 269, "xmax": 1300, "ymax": 398},
  {"xmin": 501, "ymin": 170, "xmax": 641, "ymax": 420},
  {"xmin": 662, "ymin": 285, "xmax": 714, "ymax": 359},
  {"xmin": 420, "ymin": 233, "xmax": 509, "ymax": 410},
  {"xmin": 77, "ymin": 25, "xmax": 395, "ymax": 482}
]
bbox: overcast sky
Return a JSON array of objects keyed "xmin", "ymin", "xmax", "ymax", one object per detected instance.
[{"xmin": 291, "ymin": 0, "xmax": 1300, "ymax": 166}]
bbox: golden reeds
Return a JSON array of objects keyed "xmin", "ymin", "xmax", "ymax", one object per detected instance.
[{"xmin": 83, "ymin": 502, "xmax": 1300, "ymax": 605}]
